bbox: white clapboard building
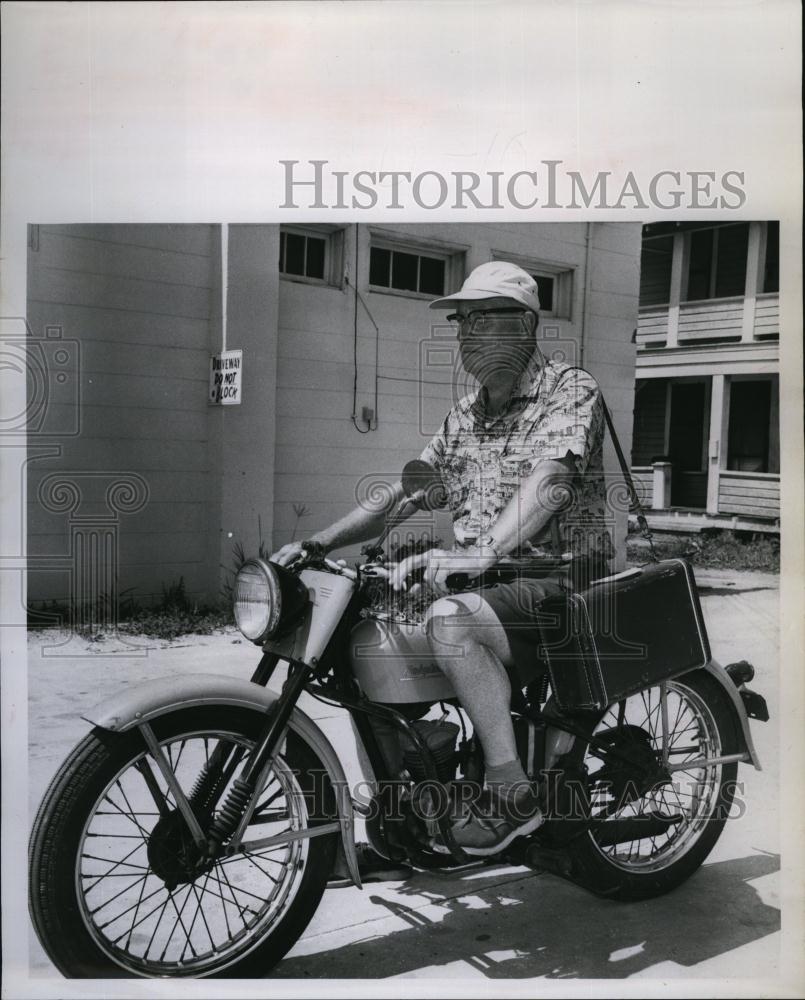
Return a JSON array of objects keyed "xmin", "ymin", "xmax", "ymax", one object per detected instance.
[{"xmin": 631, "ymin": 222, "xmax": 780, "ymax": 534}]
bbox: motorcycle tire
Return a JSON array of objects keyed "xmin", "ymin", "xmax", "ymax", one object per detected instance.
[
  {"xmin": 29, "ymin": 705, "xmax": 338, "ymax": 978},
  {"xmin": 560, "ymin": 670, "xmax": 741, "ymax": 902}
]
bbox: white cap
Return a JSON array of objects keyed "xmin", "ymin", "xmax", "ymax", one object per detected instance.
[{"xmin": 429, "ymin": 261, "xmax": 540, "ymax": 313}]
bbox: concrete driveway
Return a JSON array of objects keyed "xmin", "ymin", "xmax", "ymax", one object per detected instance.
[{"xmin": 25, "ymin": 568, "xmax": 780, "ymax": 983}]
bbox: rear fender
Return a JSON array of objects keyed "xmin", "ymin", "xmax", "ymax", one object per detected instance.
[
  {"xmin": 82, "ymin": 673, "xmax": 362, "ymax": 887},
  {"xmin": 693, "ymin": 660, "xmax": 762, "ymax": 770}
]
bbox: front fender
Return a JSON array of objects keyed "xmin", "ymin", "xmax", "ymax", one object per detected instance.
[
  {"xmin": 697, "ymin": 660, "xmax": 762, "ymax": 770},
  {"xmin": 82, "ymin": 673, "xmax": 362, "ymax": 888}
]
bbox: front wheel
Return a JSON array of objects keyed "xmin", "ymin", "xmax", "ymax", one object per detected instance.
[
  {"xmin": 561, "ymin": 671, "xmax": 742, "ymax": 901},
  {"xmin": 29, "ymin": 706, "xmax": 337, "ymax": 978}
]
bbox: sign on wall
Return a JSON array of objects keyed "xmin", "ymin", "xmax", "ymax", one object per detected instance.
[{"xmin": 209, "ymin": 349, "xmax": 243, "ymax": 405}]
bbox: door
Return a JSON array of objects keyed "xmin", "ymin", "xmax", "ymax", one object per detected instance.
[{"xmin": 668, "ymin": 381, "xmax": 709, "ymax": 508}]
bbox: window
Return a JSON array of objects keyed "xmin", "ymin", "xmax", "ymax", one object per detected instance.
[
  {"xmin": 763, "ymin": 221, "xmax": 779, "ymax": 293},
  {"xmin": 639, "ymin": 234, "xmax": 674, "ymax": 306},
  {"xmin": 727, "ymin": 378, "xmax": 779, "ymax": 473},
  {"xmin": 533, "ymin": 275, "xmax": 554, "ymax": 313},
  {"xmin": 280, "ymin": 230, "xmax": 325, "ymax": 280},
  {"xmin": 369, "ymin": 245, "xmax": 447, "ymax": 296},
  {"xmin": 279, "ymin": 226, "xmax": 344, "ymax": 286},
  {"xmin": 489, "ymin": 252, "xmax": 572, "ymax": 319},
  {"xmin": 685, "ymin": 223, "xmax": 749, "ymax": 301}
]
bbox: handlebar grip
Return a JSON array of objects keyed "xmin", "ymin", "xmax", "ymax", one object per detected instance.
[{"xmin": 445, "ymin": 572, "xmax": 471, "ymax": 592}]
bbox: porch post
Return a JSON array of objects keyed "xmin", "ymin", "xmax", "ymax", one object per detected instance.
[
  {"xmin": 741, "ymin": 222, "xmax": 764, "ymax": 343},
  {"xmin": 665, "ymin": 232, "xmax": 685, "ymax": 348},
  {"xmin": 652, "ymin": 461, "xmax": 672, "ymax": 509},
  {"xmin": 706, "ymin": 374, "xmax": 729, "ymax": 513}
]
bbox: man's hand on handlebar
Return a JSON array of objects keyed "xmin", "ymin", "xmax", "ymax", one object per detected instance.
[
  {"xmin": 389, "ymin": 546, "xmax": 498, "ymax": 597},
  {"xmin": 270, "ymin": 539, "xmax": 326, "ymax": 568}
]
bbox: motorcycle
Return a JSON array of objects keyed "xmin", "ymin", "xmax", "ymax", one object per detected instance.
[{"xmin": 29, "ymin": 460, "xmax": 769, "ymax": 979}]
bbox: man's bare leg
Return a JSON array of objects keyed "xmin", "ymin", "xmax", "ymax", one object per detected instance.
[
  {"xmin": 425, "ymin": 594, "xmax": 520, "ymax": 767},
  {"xmin": 424, "ymin": 593, "xmax": 542, "ymax": 854}
]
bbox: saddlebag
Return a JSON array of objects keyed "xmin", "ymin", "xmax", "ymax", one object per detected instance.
[{"xmin": 536, "ymin": 559, "xmax": 711, "ymax": 712}]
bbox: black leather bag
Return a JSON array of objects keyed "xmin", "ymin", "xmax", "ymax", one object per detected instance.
[{"xmin": 536, "ymin": 558, "xmax": 711, "ymax": 711}]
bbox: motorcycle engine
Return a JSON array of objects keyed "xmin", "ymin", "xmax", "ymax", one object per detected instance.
[{"xmin": 401, "ymin": 719, "xmax": 461, "ymax": 784}]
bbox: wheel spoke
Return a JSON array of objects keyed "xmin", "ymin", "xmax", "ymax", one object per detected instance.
[
  {"xmin": 176, "ymin": 886, "xmax": 202, "ymax": 962},
  {"xmin": 143, "ymin": 885, "xmax": 172, "ymax": 961},
  {"xmin": 114, "ymin": 780, "xmax": 153, "ymax": 843},
  {"xmin": 172, "ymin": 738, "xmax": 187, "ymax": 775},
  {"xmin": 89, "ymin": 873, "xmax": 149, "ymax": 916},
  {"xmin": 159, "ymin": 886, "xmax": 195, "ymax": 962},
  {"xmin": 124, "ymin": 870, "xmax": 152, "ymax": 948},
  {"xmin": 104, "ymin": 882, "xmax": 170, "ymax": 935},
  {"xmin": 213, "ymin": 865, "xmax": 253, "ymax": 927},
  {"xmin": 191, "ymin": 877, "xmax": 217, "ymax": 953},
  {"xmin": 100, "ymin": 790, "xmax": 153, "ymax": 842},
  {"xmin": 241, "ymin": 850, "xmax": 280, "ymax": 883}
]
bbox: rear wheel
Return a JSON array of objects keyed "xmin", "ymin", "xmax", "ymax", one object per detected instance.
[
  {"xmin": 29, "ymin": 706, "xmax": 337, "ymax": 978},
  {"xmin": 563, "ymin": 671, "xmax": 741, "ymax": 900}
]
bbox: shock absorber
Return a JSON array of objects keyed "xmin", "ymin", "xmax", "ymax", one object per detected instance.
[
  {"xmin": 188, "ymin": 743, "xmax": 242, "ymax": 815},
  {"xmin": 205, "ymin": 778, "xmax": 253, "ymax": 854}
]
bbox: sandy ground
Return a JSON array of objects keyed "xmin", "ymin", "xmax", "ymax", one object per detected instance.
[{"xmin": 24, "ymin": 568, "xmax": 780, "ymax": 982}]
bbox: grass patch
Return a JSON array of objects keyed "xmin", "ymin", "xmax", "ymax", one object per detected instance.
[
  {"xmin": 627, "ymin": 529, "xmax": 779, "ymax": 571},
  {"xmin": 28, "ymin": 576, "xmax": 235, "ymax": 642}
]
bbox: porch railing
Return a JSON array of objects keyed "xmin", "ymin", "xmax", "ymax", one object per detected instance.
[
  {"xmin": 630, "ymin": 464, "xmax": 780, "ymax": 521},
  {"xmin": 636, "ymin": 292, "xmax": 779, "ymax": 349},
  {"xmin": 718, "ymin": 470, "xmax": 780, "ymax": 519}
]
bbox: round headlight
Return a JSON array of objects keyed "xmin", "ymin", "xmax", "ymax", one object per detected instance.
[
  {"xmin": 233, "ymin": 558, "xmax": 310, "ymax": 645},
  {"xmin": 234, "ymin": 559, "xmax": 281, "ymax": 642}
]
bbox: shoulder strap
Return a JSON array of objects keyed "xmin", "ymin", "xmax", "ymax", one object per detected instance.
[
  {"xmin": 598, "ymin": 393, "xmax": 658, "ymax": 562},
  {"xmin": 563, "ymin": 366, "xmax": 658, "ymax": 562}
]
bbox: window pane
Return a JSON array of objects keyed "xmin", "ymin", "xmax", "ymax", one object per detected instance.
[
  {"xmin": 640, "ymin": 236, "xmax": 674, "ymax": 306},
  {"xmin": 283, "ymin": 233, "xmax": 306, "ymax": 276},
  {"xmin": 391, "ymin": 251, "xmax": 419, "ymax": 292},
  {"xmin": 686, "ymin": 228, "xmax": 713, "ymax": 300},
  {"xmin": 418, "ymin": 256, "xmax": 445, "ymax": 295},
  {"xmin": 279, "ymin": 231, "xmax": 286, "ymax": 273},
  {"xmin": 369, "ymin": 246, "xmax": 390, "ymax": 287},
  {"xmin": 534, "ymin": 276, "xmax": 554, "ymax": 313},
  {"xmin": 305, "ymin": 236, "xmax": 325, "ymax": 279},
  {"xmin": 714, "ymin": 223, "xmax": 748, "ymax": 298},
  {"xmin": 763, "ymin": 221, "xmax": 779, "ymax": 293},
  {"xmin": 727, "ymin": 380, "xmax": 771, "ymax": 472}
]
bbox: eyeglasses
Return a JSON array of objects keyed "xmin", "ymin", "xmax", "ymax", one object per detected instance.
[{"xmin": 446, "ymin": 308, "xmax": 529, "ymax": 338}]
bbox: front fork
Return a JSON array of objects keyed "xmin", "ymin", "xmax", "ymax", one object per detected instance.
[{"xmin": 136, "ymin": 654, "xmax": 317, "ymax": 862}]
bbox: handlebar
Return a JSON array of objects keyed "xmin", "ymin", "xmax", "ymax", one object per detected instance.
[{"xmin": 285, "ymin": 550, "xmax": 572, "ymax": 592}]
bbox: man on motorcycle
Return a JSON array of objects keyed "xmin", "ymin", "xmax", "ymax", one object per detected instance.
[{"xmin": 273, "ymin": 261, "xmax": 612, "ymax": 857}]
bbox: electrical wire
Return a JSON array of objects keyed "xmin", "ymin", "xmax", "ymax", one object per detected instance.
[
  {"xmin": 354, "ymin": 285, "xmax": 380, "ymax": 421},
  {"xmin": 349, "ymin": 224, "xmax": 380, "ymax": 434}
]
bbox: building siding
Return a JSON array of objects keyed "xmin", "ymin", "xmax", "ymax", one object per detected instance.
[{"xmin": 26, "ymin": 224, "xmax": 217, "ymax": 607}]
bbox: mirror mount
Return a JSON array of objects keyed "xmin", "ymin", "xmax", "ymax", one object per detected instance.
[
  {"xmin": 361, "ymin": 460, "xmax": 446, "ymax": 563},
  {"xmin": 400, "ymin": 459, "xmax": 447, "ymax": 511}
]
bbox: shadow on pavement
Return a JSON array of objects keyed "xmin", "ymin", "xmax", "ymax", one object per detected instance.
[
  {"xmin": 273, "ymin": 852, "xmax": 780, "ymax": 979},
  {"xmin": 698, "ymin": 586, "xmax": 774, "ymax": 597}
]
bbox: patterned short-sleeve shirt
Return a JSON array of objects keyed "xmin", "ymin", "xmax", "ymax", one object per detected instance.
[{"xmin": 419, "ymin": 354, "xmax": 614, "ymax": 560}]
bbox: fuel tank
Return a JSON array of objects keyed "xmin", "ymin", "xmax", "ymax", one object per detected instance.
[{"xmin": 349, "ymin": 615, "xmax": 456, "ymax": 704}]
